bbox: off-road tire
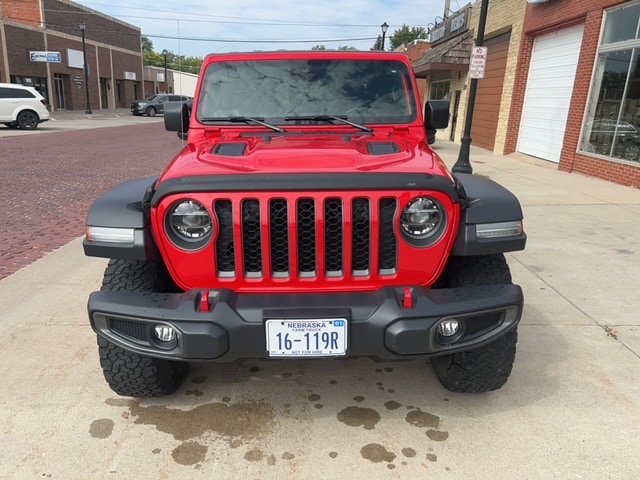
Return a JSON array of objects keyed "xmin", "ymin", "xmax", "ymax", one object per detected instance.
[
  {"xmin": 431, "ymin": 254, "xmax": 518, "ymax": 393},
  {"xmin": 97, "ymin": 259, "xmax": 187, "ymax": 397}
]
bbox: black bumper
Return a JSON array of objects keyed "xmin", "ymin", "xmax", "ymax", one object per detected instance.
[{"xmin": 88, "ymin": 285, "xmax": 523, "ymax": 362}]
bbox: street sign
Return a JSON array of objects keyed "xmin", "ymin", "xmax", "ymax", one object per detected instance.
[{"xmin": 469, "ymin": 46, "xmax": 488, "ymax": 79}]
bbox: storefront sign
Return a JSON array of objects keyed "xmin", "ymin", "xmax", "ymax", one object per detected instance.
[
  {"xmin": 30, "ymin": 51, "xmax": 62, "ymax": 63},
  {"xmin": 429, "ymin": 5, "xmax": 472, "ymax": 47},
  {"xmin": 124, "ymin": 71, "xmax": 137, "ymax": 80}
]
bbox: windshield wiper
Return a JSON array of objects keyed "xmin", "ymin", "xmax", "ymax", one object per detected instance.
[
  {"xmin": 200, "ymin": 116, "xmax": 286, "ymax": 133},
  {"xmin": 284, "ymin": 115, "xmax": 373, "ymax": 133}
]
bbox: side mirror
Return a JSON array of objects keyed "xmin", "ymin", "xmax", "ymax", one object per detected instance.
[
  {"xmin": 164, "ymin": 101, "xmax": 191, "ymax": 140},
  {"xmin": 425, "ymin": 100, "xmax": 450, "ymax": 130}
]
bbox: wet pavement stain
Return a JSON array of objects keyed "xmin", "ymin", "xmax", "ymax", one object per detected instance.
[
  {"xmin": 152, "ymin": 448, "xmax": 161, "ymax": 454},
  {"xmin": 353, "ymin": 395, "xmax": 365, "ymax": 403},
  {"xmin": 244, "ymin": 448, "xmax": 266, "ymax": 462},
  {"xmin": 308, "ymin": 393, "xmax": 321, "ymax": 402},
  {"xmin": 89, "ymin": 418, "xmax": 114, "ymax": 439},
  {"xmin": 426, "ymin": 429, "xmax": 449, "ymax": 441},
  {"xmin": 186, "ymin": 389, "xmax": 203, "ymax": 397},
  {"xmin": 337, "ymin": 406, "xmax": 381, "ymax": 430},
  {"xmin": 329, "ymin": 451, "xmax": 339, "ymax": 458},
  {"xmin": 191, "ymin": 376, "xmax": 207, "ymax": 385},
  {"xmin": 402, "ymin": 447, "xmax": 417, "ymax": 458},
  {"xmin": 361, "ymin": 443, "xmax": 396, "ymax": 464},
  {"xmin": 120, "ymin": 400, "xmax": 275, "ymax": 442},
  {"xmin": 405, "ymin": 409, "xmax": 440, "ymax": 429},
  {"xmin": 385, "ymin": 400, "xmax": 402, "ymax": 411},
  {"xmin": 282, "ymin": 452, "xmax": 295, "ymax": 460},
  {"xmin": 172, "ymin": 441, "xmax": 207, "ymax": 466},
  {"xmin": 426, "ymin": 453, "xmax": 438, "ymax": 462}
]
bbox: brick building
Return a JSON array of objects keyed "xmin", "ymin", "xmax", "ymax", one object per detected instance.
[
  {"xmin": 0, "ymin": 0, "xmax": 143, "ymax": 111},
  {"xmin": 414, "ymin": 0, "xmax": 640, "ymax": 187},
  {"xmin": 506, "ymin": 0, "xmax": 640, "ymax": 187}
]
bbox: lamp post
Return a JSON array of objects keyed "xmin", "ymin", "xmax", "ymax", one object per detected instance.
[
  {"xmin": 162, "ymin": 49, "xmax": 168, "ymax": 93},
  {"xmin": 452, "ymin": 0, "xmax": 490, "ymax": 174},
  {"xmin": 380, "ymin": 22, "xmax": 389, "ymax": 51},
  {"xmin": 79, "ymin": 22, "xmax": 92, "ymax": 114}
]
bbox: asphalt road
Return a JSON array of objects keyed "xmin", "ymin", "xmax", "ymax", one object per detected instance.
[{"xmin": 1, "ymin": 117, "xmax": 639, "ymax": 479}]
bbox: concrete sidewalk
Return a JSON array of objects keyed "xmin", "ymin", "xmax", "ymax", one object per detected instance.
[{"xmin": 1, "ymin": 142, "xmax": 639, "ymax": 479}]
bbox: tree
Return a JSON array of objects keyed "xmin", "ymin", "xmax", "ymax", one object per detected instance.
[
  {"xmin": 312, "ymin": 45, "xmax": 327, "ymax": 51},
  {"xmin": 389, "ymin": 25, "xmax": 428, "ymax": 51},
  {"xmin": 371, "ymin": 35, "xmax": 384, "ymax": 51},
  {"xmin": 141, "ymin": 36, "xmax": 154, "ymax": 52}
]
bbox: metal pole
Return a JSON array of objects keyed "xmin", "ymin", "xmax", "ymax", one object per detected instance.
[
  {"xmin": 80, "ymin": 23, "xmax": 92, "ymax": 114},
  {"xmin": 452, "ymin": 0, "xmax": 490, "ymax": 174},
  {"xmin": 162, "ymin": 49, "xmax": 168, "ymax": 93}
]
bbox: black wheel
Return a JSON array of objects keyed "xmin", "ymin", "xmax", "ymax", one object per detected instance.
[
  {"xmin": 431, "ymin": 254, "xmax": 518, "ymax": 393},
  {"xmin": 146, "ymin": 106, "xmax": 157, "ymax": 117},
  {"xmin": 17, "ymin": 110, "xmax": 39, "ymax": 129},
  {"xmin": 98, "ymin": 259, "xmax": 187, "ymax": 397}
]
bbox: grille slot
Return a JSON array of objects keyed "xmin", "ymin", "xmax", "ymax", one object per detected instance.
[
  {"xmin": 110, "ymin": 319, "xmax": 147, "ymax": 342},
  {"xmin": 212, "ymin": 195, "xmax": 398, "ymax": 280}
]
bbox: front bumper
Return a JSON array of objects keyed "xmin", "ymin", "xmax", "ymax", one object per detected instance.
[{"xmin": 88, "ymin": 285, "xmax": 523, "ymax": 362}]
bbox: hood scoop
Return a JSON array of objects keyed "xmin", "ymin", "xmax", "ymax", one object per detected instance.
[
  {"xmin": 212, "ymin": 142, "xmax": 247, "ymax": 156},
  {"xmin": 367, "ymin": 141, "xmax": 400, "ymax": 156}
]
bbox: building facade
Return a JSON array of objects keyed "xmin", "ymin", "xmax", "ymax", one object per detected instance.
[
  {"xmin": 0, "ymin": 0, "xmax": 143, "ymax": 111},
  {"xmin": 506, "ymin": 0, "xmax": 640, "ymax": 187}
]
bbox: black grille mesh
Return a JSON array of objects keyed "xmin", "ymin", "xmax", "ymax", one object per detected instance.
[
  {"xmin": 213, "ymin": 195, "xmax": 398, "ymax": 279},
  {"xmin": 110, "ymin": 319, "xmax": 147, "ymax": 342}
]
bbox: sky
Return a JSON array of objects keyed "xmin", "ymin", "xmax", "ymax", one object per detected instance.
[{"xmin": 73, "ymin": 0, "xmax": 454, "ymax": 58}]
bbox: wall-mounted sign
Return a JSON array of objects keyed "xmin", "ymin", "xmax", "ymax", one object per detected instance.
[
  {"xmin": 30, "ymin": 51, "xmax": 62, "ymax": 63},
  {"xmin": 73, "ymin": 75, "xmax": 84, "ymax": 85},
  {"xmin": 124, "ymin": 71, "xmax": 137, "ymax": 80}
]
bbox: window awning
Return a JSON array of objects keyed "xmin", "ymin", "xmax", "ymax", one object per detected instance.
[{"xmin": 413, "ymin": 32, "xmax": 473, "ymax": 77}]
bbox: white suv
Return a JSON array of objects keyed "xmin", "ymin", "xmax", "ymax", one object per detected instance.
[{"xmin": 0, "ymin": 83, "xmax": 50, "ymax": 130}]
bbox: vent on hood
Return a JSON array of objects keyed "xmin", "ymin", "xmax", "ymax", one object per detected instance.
[
  {"xmin": 367, "ymin": 142, "xmax": 400, "ymax": 155},
  {"xmin": 212, "ymin": 142, "xmax": 247, "ymax": 156}
]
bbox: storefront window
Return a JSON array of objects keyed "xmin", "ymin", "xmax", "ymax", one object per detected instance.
[
  {"xmin": 430, "ymin": 80, "xmax": 450, "ymax": 100},
  {"xmin": 581, "ymin": 2, "xmax": 640, "ymax": 163}
]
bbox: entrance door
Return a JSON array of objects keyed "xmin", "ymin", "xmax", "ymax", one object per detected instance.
[
  {"xmin": 517, "ymin": 24, "xmax": 584, "ymax": 162},
  {"xmin": 54, "ymin": 74, "xmax": 66, "ymax": 109}
]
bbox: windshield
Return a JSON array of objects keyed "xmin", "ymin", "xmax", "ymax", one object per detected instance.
[{"xmin": 197, "ymin": 59, "xmax": 418, "ymax": 125}]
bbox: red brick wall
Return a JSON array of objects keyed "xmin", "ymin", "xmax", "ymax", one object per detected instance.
[
  {"xmin": 506, "ymin": 0, "xmax": 640, "ymax": 188},
  {"xmin": 1, "ymin": 0, "xmax": 42, "ymax": 27}
]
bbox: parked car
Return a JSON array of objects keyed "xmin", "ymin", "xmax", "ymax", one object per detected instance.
[
  {"xmin": 0, "ymin": 83, "xmax": 50, "ymax": 130},
  {"xmin": 130, "ymin": 94, "xmax": 191, "ymax": 117}
]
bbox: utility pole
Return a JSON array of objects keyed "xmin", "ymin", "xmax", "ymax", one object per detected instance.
[{"xmin": 451, "ymin": 0, "xmax": 489, "ymax": 174}]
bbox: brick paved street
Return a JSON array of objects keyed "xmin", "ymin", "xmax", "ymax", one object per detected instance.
[{"xmin": 0, "ymin": 123, "xmax": 184, "ymax": 280}]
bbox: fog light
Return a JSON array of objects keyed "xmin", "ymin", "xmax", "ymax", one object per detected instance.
[
  {"xmin": 437, "ymin": 319, "xmax": 460, "ymax": 337},
  {"xmin": 154, "ymin": 325, "xmax": 176, "ymax": 342}
]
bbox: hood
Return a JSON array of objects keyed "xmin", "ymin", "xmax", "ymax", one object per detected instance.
[{"xmin": 159, "ymin": 130, "xmax": 451, "ymax": 181}]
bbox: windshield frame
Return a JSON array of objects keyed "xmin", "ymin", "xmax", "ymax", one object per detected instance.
[{"xmin": 196, "ymin": 56, "xmax": 419, "ymax": 127}]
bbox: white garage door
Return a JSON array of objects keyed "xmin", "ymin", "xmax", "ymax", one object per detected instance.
[{"xmin": 517, "ymin": 24, "xmax": 584, "ymax": 162}]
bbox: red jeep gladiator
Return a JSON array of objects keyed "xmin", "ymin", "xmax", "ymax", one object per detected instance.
[{"xmin": 84, "ymin": 50, "xmax": 526, "ymax": 397}]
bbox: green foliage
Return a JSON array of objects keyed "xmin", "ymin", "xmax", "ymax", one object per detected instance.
[
  {"xmin": 143, "ymin": 49, "xmax": 202, "ymax": 75},
  {"xmin": 312, "ymin": 45, "xmax": 327, "ymax": 51},
  {"xmin": 371, "ymin": 35, "xmax": 384, "ymax": 51},
  {"xmin": 389, "ymin": 25, "xmax": 428, "ymax": 50},
  {"xmin": 141, "ymin": 36, "xmax": 154, "ymax": 52}
]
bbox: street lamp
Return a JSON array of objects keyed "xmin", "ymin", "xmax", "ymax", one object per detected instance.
[
  {"xmin": 452, "ymin": 0, "xmax": 490, "ymax": 174},
  {"xmin": 79, "ymin": 22, "xmax": 92, "ymax": 114},
  {"xmin": 381, "ymin": 22, "xmax": 389, "ymax": 51},
  {"xmin": 162, "ymin": 49, "xmax": 168, "ymax": 93}
]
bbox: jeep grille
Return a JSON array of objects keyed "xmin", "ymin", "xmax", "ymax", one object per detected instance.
[{"xmin": 212, "ymin": 194, "xmax": 398, "ymax": 280}]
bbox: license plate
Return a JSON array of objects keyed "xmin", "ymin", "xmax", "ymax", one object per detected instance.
[{"xmin": 265, "ymin": 319, "xmax": 348, "ymax": 357}]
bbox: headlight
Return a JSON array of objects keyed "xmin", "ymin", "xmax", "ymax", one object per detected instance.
[
  {"xmin": 400, "ymin": 197, "xmax": 444, "ymax": 240},
  {"xmin": 168, "ymin": 200, "xmax": 212, "ymax": 243}
]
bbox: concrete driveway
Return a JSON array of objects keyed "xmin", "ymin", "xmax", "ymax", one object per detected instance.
[{"xmin": 0, "ymin": 129, "xmax": 639, "ymax": 479}]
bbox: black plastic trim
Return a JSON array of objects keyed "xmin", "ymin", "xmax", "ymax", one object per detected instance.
[
  {"xmin": 88, "ymin": 284, "xmax": 523, "ymax": 362},
  {"xmin": 84, "ymin": 177, "xmax": 160, "ymax": 260},
  {"xmin": 150, "ymin": 173, "xmax": 461, "ymax": 205}
]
